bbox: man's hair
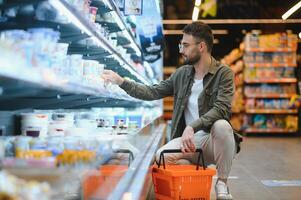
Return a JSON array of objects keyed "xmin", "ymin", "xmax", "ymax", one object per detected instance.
[{"xmin": 183, "ymin": 22, "xmax": 214, "ymax": 53}]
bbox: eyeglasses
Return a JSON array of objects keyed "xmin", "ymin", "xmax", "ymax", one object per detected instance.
[{"xmin": 178, "ymin": 41, "xmax": 201, "ymax": 52}]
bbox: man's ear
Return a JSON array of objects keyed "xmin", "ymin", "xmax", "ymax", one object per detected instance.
[{"xmin": 199, "ymin": 41, "xmax": 206, "ymax": 52}]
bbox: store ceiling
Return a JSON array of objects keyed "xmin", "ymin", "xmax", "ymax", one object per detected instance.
[
  {"xmin": 163, "ymin": 0, "xmax": 301, "ymax": 19},
  {"xmin": 163, "ymin": 0, "xmax": 301, "ymax": 65}
]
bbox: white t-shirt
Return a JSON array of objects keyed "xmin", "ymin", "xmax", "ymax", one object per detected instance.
[{"xmin": 185, "ymin": 79, "xmax": 203, "ymax": 125}]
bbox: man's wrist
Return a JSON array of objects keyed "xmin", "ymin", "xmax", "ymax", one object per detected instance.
[{"xmin": 118, "ymin": 77, "xmax": 125, "ymax": 85}]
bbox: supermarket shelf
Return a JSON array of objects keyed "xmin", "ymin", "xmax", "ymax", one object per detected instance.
[
  {"xmin": 245, "ymin": 47, "xmax": 297, "ymax": 52},
  {"xmin": 51, "ymin": 0, "xmax": 149, "ymax": 84},
  {"xmin": 245, "ymin": 78, "xmax": 297, "ymax": 83},
  {"xmin": 244, "ymin": 128, "xmax": 297, "ymax": 133},
  {"xmin": 163, "ymin": 67, "xmax": 177, "ymax": 75},
  {"xmin": 232, "ymin": 109, "xmax": 244, "ymax": 114},
  {"xmin": 224, "ymin": 52, "xmax": 243, "ymax": 66},
  {"xmin": 245, "ymin": 93, "xmax": 296, "ymax": 98},
  {"xmin": 101, "ymin": 0, "xmax": 142, "ymax": 55},
  {"xmin": 163, "ymin": 97, "xmax": 174, "ymax": 102},
  {"xmin": 0, "ymin": 0, "xmax": 47, "ymax": 9},
  {"xmin": 245, "ymin": 63, "xmax": 297, "ymax": 67},
  {"xmin": 0, "ymin": 55, "xmax": 140, "ymax": 103},
  {"xmin": 163, "ymin": 112, "xmax": 172, "ymax": 120},
  {"xmin": 163, "ymin": 105, "xmax": 174, "ymax": 111},
  {"xmin": 245, "ymin": 109, "xmax": 298, "ymax": 114}
]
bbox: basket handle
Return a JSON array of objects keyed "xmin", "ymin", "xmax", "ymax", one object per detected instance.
[
  {"xmin": 114, "ymin": 149, "xmax": 134, "ymax": 166},
  {"xmin": 157, "ymin": 149, "xmax": 206, "ymax": 170}
]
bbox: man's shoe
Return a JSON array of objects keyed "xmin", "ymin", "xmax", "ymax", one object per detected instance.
[{"xmin": 215, "ymin": 180, "xmax": 233, "ymax": 200}]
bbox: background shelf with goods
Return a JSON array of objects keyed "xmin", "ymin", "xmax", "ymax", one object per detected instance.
[
  {"xmin": 0, "ymin": 0, "xmax": 166, "ymax": 199},
  {"xmin": 221, "ymin": 44, "xmax": 245, "ymax": 131},
  {"xmin": 242, "ymin": 32, "xmax": 299, "ymax": 134}
]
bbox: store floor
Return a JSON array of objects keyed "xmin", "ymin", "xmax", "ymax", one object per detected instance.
[{"xmin": 210, "ymin": 136, "xmax": 301, "ymax": 200}]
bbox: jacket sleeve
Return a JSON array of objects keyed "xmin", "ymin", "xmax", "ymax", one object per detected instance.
[
  {"xmin": 189, "ymin": 67, "xmax": 234, "ymax": 132},
  {"xmin": 119, "ymin": 73, "xmax": 175, "ymax": 101}
]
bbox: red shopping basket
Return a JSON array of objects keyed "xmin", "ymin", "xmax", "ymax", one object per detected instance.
[{"xmin": 152, "ymin": 149, "xmax": 216, "ymax": 200}]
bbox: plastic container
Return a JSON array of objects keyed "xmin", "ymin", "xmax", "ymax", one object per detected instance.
[
  {"xmin": 75, "ymin": 119, "xmax": 98, "ymax": 129},
  {"xmin": 14, "ymin": 136, "xmax": 32, "ymax": 157},
  {"xmin": 152, "ymin": 149, "xmax": 216, "ymax": 200},
  {"xmin": 52, "ymin": 112, "xmax": 74, "ymax": 121},
  {"xmin": 47, "ymin": 136, "xmax": 64, "ymax": 156},
  {"xmin": 128, "ymin": 115, "xmax": 142, "ymax": 128},
  {"xmin": 21, "ymin": 113, "xmax": 49, "ymax": 137}
]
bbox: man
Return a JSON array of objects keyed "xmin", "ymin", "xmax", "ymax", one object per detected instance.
[{"xmin": 102, "ymin": 21, "xmax": 236, "ymax": 200}]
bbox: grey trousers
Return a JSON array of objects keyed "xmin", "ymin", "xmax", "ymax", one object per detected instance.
[{"xmin": 156, "ymin": 120, "xmax": 236, "ymax": 179}]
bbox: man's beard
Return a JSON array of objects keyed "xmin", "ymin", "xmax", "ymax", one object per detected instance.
[{"xmin": 183, "ymin": 54, "xmax": 201, "ymax": 65}]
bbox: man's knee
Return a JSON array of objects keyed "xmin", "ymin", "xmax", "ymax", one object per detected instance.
[{"xmin": 212, "ymin": 119, "xmax": 233, "ymax": 138}]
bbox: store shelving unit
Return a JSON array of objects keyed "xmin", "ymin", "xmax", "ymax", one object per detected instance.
[
  {"xmin": 222, "ymin": 47, "xmax": 245, "ymax": 131},
  {"xmin": 243, "ymin": 32, "xmax": 298, "ymax": 134}
]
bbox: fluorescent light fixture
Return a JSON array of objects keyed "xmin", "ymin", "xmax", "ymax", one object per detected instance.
[
  {"xmin": 111, "ymin": 12, "xmax": 125, "ymax": 30},
  {"xmin": 192, "ymin": 7, "xmax": 200, "ymax": 21},
  {"xmin": 49, "ymin": 0, "xmax": 92, "ymax": 36},
  {"xmin": 299, "ymin": 32, "xmax": 301, "ymax": 38},
  {"xmin": 102, "ymin": 0, "xmax": 113, "ymax": 10},
  {"xmin": 282, "ymin": 0, "xmax": 301, "ymax": 20},
  {"xmin": 91, "ymin": 37, "xmax": 113, "ymax": 54},
  {"xmin": 195, "ymin": 0, "xmax": 202, "ymax": 6}
]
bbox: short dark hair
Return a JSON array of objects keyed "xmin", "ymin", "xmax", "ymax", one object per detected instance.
[{"xmin": 183, "ymin": 22, "xmax": 214, "ymax": 53}]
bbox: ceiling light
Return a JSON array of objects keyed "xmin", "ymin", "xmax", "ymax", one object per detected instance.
[
  {"xmin": 299, "ymin": 32, "xmax": 301, "ymax": 38},
  {"xmin": 102, "ymin": 0, "xmax": 114, "ymax": 10},
  {"xmin": 195, "ymin": 0, "xmax": 202, "ymax": 6},
  {"xmin": 192, "ymin": 7, "xmax": 200, "ymax": 21},
  {"xmin": 282, "ymin": 0, "xmax": 301, "ymax": 20}
]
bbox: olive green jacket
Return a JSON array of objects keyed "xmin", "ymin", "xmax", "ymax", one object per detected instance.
[{"xmin": 120, "ymin": 57, "xmax": 234, "ymax": 139}]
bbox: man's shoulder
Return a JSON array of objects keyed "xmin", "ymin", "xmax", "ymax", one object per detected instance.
[
  {"xmin": 216, "ymin": 61, "xmax": 233, "ymax": 74},
  {"xmin": 174, "ymin": 65, "xmax": 193, "ymax": 74}
]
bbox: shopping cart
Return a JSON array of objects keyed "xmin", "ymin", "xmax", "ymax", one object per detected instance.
[{"xmin": 152, "ymin": 149, "xmax": 216, "ymax": 200}]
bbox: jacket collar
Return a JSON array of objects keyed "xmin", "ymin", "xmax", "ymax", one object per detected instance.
[{"xmin": 186, "ymin": 57, "xmax": 219, "ymax": 77}]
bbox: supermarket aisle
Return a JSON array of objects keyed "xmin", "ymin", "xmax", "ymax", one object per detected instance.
[{"xmin": 211, "ymin": 137, "xmax": 301, "ymax": 200}]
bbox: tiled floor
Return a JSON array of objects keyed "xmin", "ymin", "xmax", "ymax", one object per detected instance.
[{"xmin": 211, "ymin": 136, "xmax": 301, "ymax": 200}]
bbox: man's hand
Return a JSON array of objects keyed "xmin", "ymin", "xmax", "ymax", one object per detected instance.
[
  {"xmin": 181, "ymin": 126, "xmax": 196, "ymax": 153},
  {"xmin": 102, "ymin": 70, "xmax": 124, "ymax": 86}
]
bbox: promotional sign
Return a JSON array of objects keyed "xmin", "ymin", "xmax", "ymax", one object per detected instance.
[
  {"xmin": 124, "ymin": 0, "xmax": 143, "ymax": 15},
  {"xmin": 135, "ymin": 0, "xmax": 164, "ymax": 61}
]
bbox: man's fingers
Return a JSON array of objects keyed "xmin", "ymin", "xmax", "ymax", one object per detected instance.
[
  {"xmin": 103, "ymin": 70, "xmax": 111, "ymax": 74},
  {"xmin": 183, "ymin": 141, "xmax": 192, "ymax": 153},
  {"xmin": 187, "ymin": 139, "xmax": 196, "ymax": 152},
  {"xmin": 180, "ymin": 142, "xmax": 187, "ymax": 153}
]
